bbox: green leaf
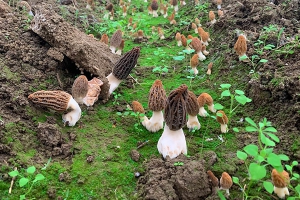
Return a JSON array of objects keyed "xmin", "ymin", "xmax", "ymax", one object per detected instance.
[
  {"xmin": 267, "ymin": 153, "xmax": 282, "ymax": 167},
  {"xmin": 287, "ymin": 197, "xmax": 296, "ymax": 200},
  {"xmin": 182, "ymin": 49, "xmax": 195, "ymax": 54},
  {"xmin": 265, "ymin": 148, "xmax": 274, "ymax": 154},
  {"xmin": 264, "ymin": 127, "xmax": 277, "ymax": 132},
  {"xmin": 274, "ymin": 165, "xmax": 284, "ymax": 172},
  {"xmin": 173, "ymin": 55, "xmax": 185, "ymax": 61},
  {"xmin": 221, "ymin": 90, "xmax": 231, "ymax": 98},
  {"xmin": 278, "ymin": 154, "xmax": 289, "ymax": 161},
  {"xmin": 235, "ymin": 90, "xmax": 244, "ymax": 95},
  {"xmin": 295, "ymin": 185, "xmax": 300, "ymax": 194},
  {"xmin": 263, "ymin": 181, "xmax": 274, "ymax": 193},
  {"xmin": 27, "ymin": 166, "xmax": 36, "ymax": 174},
  {"xmin": 293, "ymin": 173, "xmax": 299, "ymax": 179},
  {"xmin": 20, "ymin": 195, "xmax": 26, "ymax": 200},
  {"xmin": 255, "ymin": 155, "xmax": 265, "ymax": 163},
  {"xmin": 19, "ymin": 177, "xmax": 29, "ymax": 187},
  {"xmin": 285, "ymin": 165, "xmax": 292, "ymax": 171},
  {"xmin": 220, "ymin": 84, "xmax": 231, "ymax": 89},
  {"xmin": 237, "ymin": 151, "xmax": 247, "ymax": 160},
  {"xmin": 233, "ymin": 127, "xmax": 239, "ymax": 132},
  {"xmin": 33, "ymin": 174, "xmax": 45, "ymax": 182},
  {"xmin": 243, "ymin": 144, "xmax": 258, "ymax": 157},
  {"xmin": 249, "ymin": 163, "xmax": 266, "ymax": 180},
  {"xmin": 262, "ymin": 135, "xmax": 276, "ymax": 147},
  {"xmin": 245, "ymin": 126, "xmax": 257, "ymax": 132},
  {"xmin": 214, "ymin": 103, "xmax": 224, "ymax": 110},
  {"xmin": 245, "ymin": 117, "xmax": 258, "ymax": 128},
  {"xmin": 232, "ymin": 176, "xmax": 239, "ymax": 184},
  {"xmin": 235, "ymin": 95, "xmax": 249, "ymax": 105},
  {"xmin": 8, "ymin": 171, "xmax": 19, "ymax": 177},
  {"xmin": 265, "ymin": 132, "xmax": 279, "ymax": 143},
  {"xmin": 239, "ymin": 55, "xmax": 248, "ymax": 61},
  {"xmin": 292, "ymin": 161, "xmax": 299, "ymax": 166},
  {"xmin": 217, "ymin": 191, "xmax": 226, "ymax": 200}
]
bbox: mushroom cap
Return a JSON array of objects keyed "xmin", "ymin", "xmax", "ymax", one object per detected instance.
[
  {"xmin": 216, "ymin": 0, "xmax": 222, "ymax": 5},
  {"xmin": 190, "ymin": 37, "xmax": 202, "ymax": 53},
  {"xmin": 106, "ymin": 3, "xmax": 113, "ymax": 11},
  {"xmin": 207, "ymin": 170, "xmax": 219, "ymax": 187},
  {"xmin": 164, "ymin": 84, "xmax": 188, "ymax": 131},
  {"xmin": 195, "ymin": 18, "xmax": 200, "ymax": 24},
  {"xmin": 181, "ymin": 35, "xmax": 187, "ymax": 47},
  {"xmin": 218, "ymin": 9, "xmax": 224, "ymax": 17},
  {"xmin": 197, "ymin": 27, "xmax": 205, "ymax": 35},
  {"xmin": 272, "ymin": 169, "xmax": 290, "ymax": 188},
  {"xmin": 28, "ymin": 90, "xmax": 71, "ymax": 112},
  {"xmin": 201, "ymin": 31, "xmax": 210, "ymax": 42},
  {"xmin": 190, "ymin": 54, "xmax": 199, "ymax": 68},
  {"xmin": 100, "ymin": 34, "xmax": 109, "ymax": 45},
  {"xmin": 72, "ymin": 75, "xmax": 89, "ymax": 102},
  {"xmin": 128, "ymin": 17, "xmax": 133, "ymax": 23},
  {"xmin": 187, "ymin": 35, "xmax": 193, "ymax": 40},
  {"xmin": 209, "ymin": 11, "xmax": 215, "ymax": 21},
  {"xmin": 118, "ymin": 39, "xmax": 125, "ymax": 50},
  {"xmin": 122, "ymin": 5, "xmax": 127, "ymax": 12},
  {"xmin": 148, "ymin": 80, "xmax": 167, "ymax": 111},
  {"xmin": 208, "ymin": 62, "xmax": 213, "ymax": 70},
  {"xmin": 186, "ymin": 90, "xmax": 199, "ymax": 116},
  {"xmin": 191, "ymin": 23, "xmax": 197, "ymax": 29},
  {"xmin": 171, "ymin": 0, "xmax": 178, "ymax": 6},
  {"xmin": 137, "ymin": 30, "xmax": 144, "ymax": 37},
  {"xmin": 234, "ymin": 35, "xmax": 247, "ymax": 56},
  {"xmin": 168, "ymin": 12, "xmax": 175, "ymax": 21},
  {"xmin": 220, "ymin": 172, "xmax": 233, "ymax": 190},
  {"xmin": 197, "ymin": 92, "xmax": 214, "ymax": 107},
  {"xmin": 151, "ymin": 0, "xmax": 159, "ymax": 10},
  {"xmin": 112, "ymin": 47, "xmax": 140, "ymax": 80},
  {"xmin": 175, "ymin": 32, "xmax": 181, "ymax": 41},
  {"xmin": 216, "ymin": 110, "xmax": 228, "ymax": 124},
  {"xmin": 201, "ymin": 44, "xmax": 207, "ymax": 52},
  {"xmin": 110, "ymin": 29, "xmax": 123, "ymax": 49},
  {"xmin": 132, "ymin": 101, "xmax": 145, "ymax": 113},
  {"xmin": 158, "ymin": 27, "xmax": 164, "ymax": 35},
  {"xmin": 152, "ymin": 26, "xmax": 156, "ymax": 32}
]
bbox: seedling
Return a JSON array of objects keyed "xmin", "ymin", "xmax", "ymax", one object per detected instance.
[{"xmin": 174, "ymin": 162, "xmax": 184, "ymax": 166}]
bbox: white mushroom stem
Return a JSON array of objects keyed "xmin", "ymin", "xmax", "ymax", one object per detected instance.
[
  {"xmin": 152, "ymin": 10, "xmax": 158, "ymax": 17},
  {"xmin": 192, "ymin": 67, "xmax": 198, "ymax": 75},
  {"xmin": 146, "ymin": 111, "xmax": 164, "ymax": 132},
  {"xmin": 106, "ymin": 73, "xmax": 122, "ymax": 95},
  {"xmin": 181, "ymin": 1, "xmax": 186, "ymax": 5},
  {"xmin": 187, "ymin": 115, "xmax": 201, "ymax": 130},
  {"xmin": 208, "ymin": 104, "xmax": 216, "ymax": 112},
  {"xmin": 199, "ymin": 107, "xmax": 208, "ymax": 117},
  {"xmin": 177, "ymin": 40, "xmax": 182, "ymax": 46},
  {"xmin": 110, "ymin": 46, "xmax": 117, "ymax": 54},
  {"xmin": 116, "ymin": 49, "xmax": 122, "ymax": 55},
  {"xmin": 62, "ymin": 97, "xmax": 82, "ymax": 126},
  {"xmin": 202, "ymin": 41, "xmax": 209, "ymax": 46},
  {"xmin": 140, "ymin": 115, "xmax": 150, "ymax": 128},
  {"xmin": 160, "ymin": 35, "xmax": 165, "ymax": 40},
  {"xmin": 211, "ymin": 19, "xmax": 217, "ymax": 24},
  {"xmin": 163, "ymin": 13, "xmax": 168, "ymax": 18},
  {"xmin": 217, "ymin": 5, "xmax": 221, "ymax": 9},
  {"xmin": 274, "ymin": 186, "xmax": 289, "ymax": 199},
  {"xmin": 123, "ymin": 12, "xmax": 127, "ymax": 17},
  {"xmin": 203, "ymin": 50, "xmax": 210, "ymax": 56},
  {"xmin": 220, "ymin": 124, "xmax": 228, "ymax": 133},
  {"xmin": 197, "ymin": 51, "xmax": 206, "ymax": 61},
  {"xmin": 157, "ymin": 125, "xmax": 187, "ymax": 159},
  {"xmin": 174, "ymin": 5, "xmax": 178, "ymax": 12},
  {"xmin": 110, "ymin": 16, "xmax": 114, "ymax": 20},
  {"xmin": 194, "ymin": 29, "xmax": 198, "ymax": 34}
]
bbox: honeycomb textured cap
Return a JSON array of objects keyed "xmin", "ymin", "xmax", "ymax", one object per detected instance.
[
  {"xmin": 181, "ymin": 35, "xmax": 187, "ymax": 47},
  {"xmin": 190, "ymin": 54, "xmax": 199, "ymax": 68},
  {"xmin": 209, "ymin": 11, "xmax": 215, "ymax": 21},
  {"xmin": 175, "ymin": 32, "xmax": 181, "ymax": 41},
  {"xmin": 72, "ymin": 75, "xmax": 89, "ymax": 102},
  {"xmin": 234, "ymin": 35, "xmax": 247, "ymax": 56},
  {"xmin": 191, "ymin": 37, "xmax": 202, "ymax": 52},
  {"xmin": 106, "ymin": 3, "xmax": 113, "ymax": 11},
  {"xmin": 197, "ymin": 93, "xmax": 213, "ymax": 107},
  {"xmin": 272, "ymin": 169, "xmax": 290, "ymax": 188},
  {"xmin": 186, "ymin": 90, "xmax": 199, "ymax": 116},
  {"xmin": 110, "ymin": 29, "xmax": 123, "ymax": 49},
  {"xmin": 112, "ymin": 46, "xmax": 140, "ymax": 80},
  {"xmin": 164, "ymin": 84, "xmax": 188, "ymax": 131},
  {"xmin": 148, "ymin": 80, "xmax": 167, "ymax": 111},
  {"xmin": 151, "ymin": 0, "xmax": 159, "ymax": 10},
  {"xmin": 216, "ymin": 110, "xmax": 228, "ymax": 124},
  {"xmin": 28, "ymin": 90, "xmax": 71, "ymax": 111},
  {"xmin": 220, "ymin": 172, "xmax": 233, "ymax": 189},
  {"xmin": 171, "ymin": 0, "xmax": 178, "ymax": 6},
  {"xmin": 207, "ymin": 170, "xmax": 219, "ymax": 187},
  {"xmin": 132, "ymin": 101, "xmax": 145, "ymax": 113}
]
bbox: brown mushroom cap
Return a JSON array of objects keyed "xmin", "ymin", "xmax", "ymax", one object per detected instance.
[
  {"xmin": 148, "ymin": 80, "xmax": 167, "ymax": 111},
  {"xmin": 191, "ymin": 23, "xmax": 197, "ymax": 30},
  {"xmin": 106, "ymin": 3, "xmax": 113, "ymax": 11},
  {"xmin": 190, "ymin": 54, "xmax": 199, "ymax": 68},
  {"xmin": 168, "ymin": 12, "xmax": 175, "ymax": 21},
  {"xmin": 28, "ymin": 90, "xmax": 71, "ymax": 111},
  {"xmin": 216, "ymin": 110, "xmax": 228, "ymax": 125},
  {"xmin": 132, "ymin": 101, "xmax": 145, "ymax": 113},
  {"xmin": 112, "ymin": 47, "xmax": 140, "ymax": 80},
  {"xmin": 271, "ymin": 169, "xmax": 290, "ymax": 188},
  {"xmin": 171, "ymin": 0, "xmax": 178, "ymax": 6},
  {"xmin": 110, "ymin": 29, "xmax": 123, "ymax": 49},
  {"xmin": 187, "ymin": 35, "xmax": 193, "ymax": 40},
  {"xmin": 218, "ymin": 9, "xmax": 224, "ymax": 17},
  {"xmin": 72, "ymin": 75, "xmax": 89, "ymax": 102},
  {"xmin": 197, "ymin": 27, "xmax": 205, "ymax": 36},
  {"xmin": 201, "ymin": 31, "xmax": 210, "ymax": 42},
  {"xmin": 190, "ymin": 37, "xmax": 202, "ymax": 53},
  {"xmin": 100, "ymin": 34, "xmax": 109, "ymax": 45},
  {"xmin": 164, "ymin": 84, "xmax": 188, "ymax": 131},
  {"xmin": 128, "ymin": 17, "xmax": 133, "ymax": 24},
  {"xmin": 208, "ymin": 62, "xmax": 213, "ymax": 70},
  {"xmin": 181, "ymin": 35, "xmax": 187, "ymax": 47},
  {"xmin": 220, "ymin": 172, "xmax": 233, "ymax": 190},
  {"xmin": 207, "ymin": 170, "xmax": 219, "ymax": 187},
  {"xmin": 209, "ymin": 11, "xmax": 215, "ymax": 21},
  {"xmin": 197, "ymin": 92, "xmax": 213, "ymax": 107},
  {"xmin": 151, "ymin": 0, "xmax": 159, "ymax": 10},
  {"xmin": 234, "ymin": 35, "xmax": 247, "ymax": 56},
  {"xmin": 195, "ymin": 18, "xmax": 200, "ymax": 25},
  {"xmin": 216, "ymin": 0, "xmax": 222, "ymax": 5},
  {"xmin": 186, "ymin": 90, "xmax": 199, "ymax": 116},
  {"xmin": 175, "ymin": 32, "xmax": 181, "ymax": 41},
  {"xmin": 137, "ymin": 30, "xmax": 144, "ymax": 37},
  {"xmin": 118, "ymin": 39, "xmax": 125, "ymax": 50}
]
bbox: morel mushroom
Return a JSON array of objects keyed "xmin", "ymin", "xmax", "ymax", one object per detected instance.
[
  {"xmin": 218, "ymin": 9, "xmax": 224, "ymax": 18},
  {"xmin": 132, "ymin": 101, "xmax": 150, "ymax": 128},
  {"xmin": 122, "ymin": 5, "xmax": 127, "ymax": 17},
  {"xmin": 197, "ymin": 92, "xmax": 216, "ymax": 117},
  {"xmin": 106, "ymin": 47, "xmax": 140, "ymax": 94},
  {"xmin": 192, "ymin": 23, "xmax": 198, "ymax": 34},
  {"xmin": 272, "ymin": 169, "xmax": 290, "ymax": 199},
  {"xmin": 151, "ymin": 0, "xmax": 159, "ymax": 17},
  {"xmin": 181, "ymin": 34, "xmax": 190, "ymax": 50},
  {"xmin": 110, "ymin": 29, "xmax": 123, "ymax": 54},
  {"xmin": 209, "ymin": 11, "xmax": 216, "ymax": 24},
  {"xmin": 17, "ymin": 1, "xmax": 34, "ymax": 16},
  {"xmin": 116, "ymin": 39, "xmax": 125, "ymax": 55},
  {"xmin": 216, "ymin": 110, "xmax": 228, "ymax": 133},
  {"xmin": 195, "ymin": 17, "xmax": 201, "ymax": 27},
  {"xmin": 28, "ymin": 91, "xmax": 81, "ymax": 126},
  {"xmin": 100, "ymin": 34, "xmax": 109, "ymax": 45},
  {"xmin": 201, "ymin": 31, "xmax": 210, "ymax": 46},
  {"xmin": 234, "ymin": 34, "xmax": 247, "ymax": 61},
  {"xmin": 72, "ymin": 75, "xmax": 89, "ymax": 104},
  {"xmin": 147, "ymin": 80, "xmax": 167, "ymax": 132},
  {"xmin": 170, "ymin": 0, "xmax": 178, "ymax": 12},
  {"xmin": 158, "ymin": 27, "xmax": 165, "ymax": 40},
  {"xmin": 157, "ymin": 84, "xmax": 188, "ymax": 159},
  {"xmin": 148, "ymin": 5, "xmax": 153, "ymax": 15},
  {"xmin": 220, "ymin": 172, "xmax": 233, "ymax": 196},
  {"xmin": 186, "ymin": 90, "xmax": 201, "ymax": 130},
  {"xmin": 207, "ymin": 170, "xmax": 219, "ymax": 194},
  {"xmin": 83, "ymin": 77, "xmax": 103, "ymax": 106},
  {"xmin": 216, "ymin": 0, "xmax": 222, "ymax": 9},
  {"xmin": 207, "ymin": 62, "xmax": 213, "ymax": 75},
  {"xmin": 175, "ymin": 32, "xmax": 182, "ymax": 46},
  {"xmin": 190, "ymin": 37, "xmax": 206, "ymax": 61},
  {"xmin": 202, "ymin": 44, "xmax": 209, "ymax": 55},
  {"xmin": 190, "ymin": 54, "xmax": 199, "ymax": 75}
]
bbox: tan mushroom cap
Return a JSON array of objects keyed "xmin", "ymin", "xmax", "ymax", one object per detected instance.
[
  {"xmin": 122, "ymin": 5, "xmax": 127, "ymax": 13},
  {"xmin": 197, "ymin": 27, "xmax": 205, "ymax": 36},
  {"xmin": 148, "ymin": 80, "xmax": 167, "ymax": 111},
  {"xmin": 216, "ymin": 0, "xmax": 222, "ymax": 5},
  {"xmin": 272, "ymin": 169, "xmax": 290, "ymax": 188},
  {"xmin": 209, "ymin": 11, "xmax": 215, "ymax": 21},
  {"xmin": 201, "ymin": 31, "xmax": 210, "ymax": 42},
  {"xmin": 110, "ymin": 29, "xmax": 123, "ymax": 49},
  {"xmin": 28, "ymin": 90, "xmax": 71, "ymax": 112},
  {"xmin": 190, "ymin": 37, "xmax": 202, "ymax": 53},
  {"xmin": 186, "ymin": 90, "xmax": 199, "ymax": 116},
  {"xmin": 218, "ymin": 10, "xmax": 224, "ymax": 17},
  {"xmin": 164, "ymin": 84, "xmax": 188, "ymax": 131},
  {"xmin": 208, "ymin": 62, "xmax": 213, "ymax": 70},
  {"xmin": 106, "ymin": 3, "xmax": 113, "ymax": 11},
  {"xmin": 132, "ymin": 101, "xmax": 145, "ymax": 113},
  {"xmin": 171, "ymin": 0, "xmax": 178, "ymax": 6},
  {"xmin": 128, "ymin": 17, "xmax": 133, "ymax": 24},
  {"xmin": 175, "ymin": 32, "xmax": 181, "ymax": 41},
  {"xmin": 190, "ymin": 54, "xmax": 199, "ymax": 68},
  {"xmin": 195, "ymin": 18, "xmax": 200, "ymax": 25},
  {"xmin": 168, "ymin": 12, "xmax": 175, "ymax": 21},
  {"xmin": 72, "ymin": 75, "xmax": 89, "ymax": 103},
  {"xmin": 137, "ymin": 30, "xmax": 144, "ymax": 38},
  {"xmin": 187, "ymin": 35, "xmax": 193, "ymax": 40},
  {"xmin": 100, "ymin": 34, "xmax": 109, "ymax": 45},
  {"xmin": 191, "ymin": 23, "xmax": 197, "ymax": 30},
  {"xmin": 181, "ymin": 35, "xmax": 187, "ymax": 47},
  {"xmin": 151, "ymin": 0, "xmax": 159, "ymax": 10},
  {"xmin": 207, "ymin": 170, "xmax": 219, "ymax": 187},
  {"xmin": 197, "ymin": 92, "xmax": 214, "ymax": 107},
  {"xmin": 118, "ymin": 39, "xmax": 125, "ymax": 50},
  {"xmin": 216, "ymin": 110, "xmax": 228, "ymax": 124},
  {"xmin": 220, "ymin": 172, "xmax": 233, "ymax": 189},
  {"xmin": 234, "ymin": 35, "xmax": 247, "ymax": 56}
]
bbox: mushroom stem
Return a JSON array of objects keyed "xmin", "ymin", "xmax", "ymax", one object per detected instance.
[
  {"xmin": 157, "ymin": 125, "xmax": 187, "ymax": 159},
  {"xmin": 274, "ymin": 186, "xmax": 289, "ymax": 199},
  {"xmin": 152, "ymin": 10, "xmax": 158, "ymax": 17},
  {"xmin": 187, "ymin": 115, "xmax": 201, "ymax": 130},
  {"xmin": 116, "ymin": 49, "xmax": 122, "ymax": 55},
  {"xmin": 211, "ymin": 19, "xmax": 217, "ymax": 24},
  {"xmin": 62, "ymin": 97, "xmax": 82, "ymax": 126},
  {"xmin": 208, "ymin": 104, "xmax": 216, "ymax": 113},
  {"xmin": 109, "ymin": 46, "xmax": 117, "ymax": 54},
  {"xmin": 197, "ymin": 51, "xmax": 206, "ymax": 61},
  {"xmin": 174, "ymin": 5, "xmax": 178, "ymax": 12},
  {"xmin": 106, "ymin": 73, "xmax": 122, "ymax": 94},
  {"xmin": 177, "ymin": 40, "xmax": 182, "ymax": 46},
  {"xmin": 194, "ymin": 29, "xmax": 198, "ymax": 34},
  {"xmin": 192, "ymin": 67, "xmax": 198, "ymax": 75},
  {"xmin": 140, "ymin": 115, "xmax": 150, "ymax": 128},
  {"xmin": 203, "ymin": 50, "xmax": 210, "ymax": 55},
  {"xmin": 199, "ymin": 107, "xmax": 208, "ymax": 117},
  {"xmin": 147, "ymin": 111, "xmax": 164, "ymax": 132},
  {"xmin": 220, "ymin": 124, "xmax": 228, "ymax": 133},
  {"xmin": 217, "ymin": 5, "xmax": 221, "ymax": 9}
]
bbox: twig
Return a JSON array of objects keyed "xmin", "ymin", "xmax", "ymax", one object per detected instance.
[
  {"xmin": 9, "ymin": 167, "xmax": 17, "ymax": 194},
  {"xmin": 129, "ymin": 74, "xmax": 140, "ymax": 85},
  {"xmin": 137, "ymin": 140, "xmax": 149, "ymax": 149}
]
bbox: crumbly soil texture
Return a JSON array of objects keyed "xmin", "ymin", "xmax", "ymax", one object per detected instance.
[{"xmin": 0, "ymin": 0, "xmax": 299, "ymax": 199}]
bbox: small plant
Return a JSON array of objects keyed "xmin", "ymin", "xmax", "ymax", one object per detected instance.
[
  {"xmin": 112, "ymin": 92, "xmax": 122, "ymax": 105},
  {"xmin": 8, "ymin": 166, "xmax": 46, "ymax": 200},
  {"xmin": 152, "ymin": 65, "xmax": 169, "ymax": 77},
  {"xmin": 174, "ymin": 162, "xmax": 184, "ymax": 166},
  {"xmin": 116, "ymin": 108, "xmax": 145, "ymax": 133}
]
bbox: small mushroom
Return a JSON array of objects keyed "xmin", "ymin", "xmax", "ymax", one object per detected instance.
[
  {"xmin": 170, "ymin": 0, "xmax": 178, "ymax": 12},
  {"xmin": 220, "ymin": 172, "xmax": 233, "ymax": 196},
  {"xmin": 192, "ymin": 23, "xmax": 198, "ymax": 34},
  {"xmin": 110, "ymin": 29, "xmax": 123, "ymax": 54},
  {"xmin": 218, "ymin": 9, "xmax": 224, "ymax": 18},
  {"xmin": 147, "ymin": 80, "xmax": 167, "ymax": 132},
  {"xmin": 207, "ymin": 62, "xmax": 213, "ymax": 75},
  {"xmin": 209, "ymin": 11, "xmax": 216, "ymax": 24},
  {"xmin": 122, "ymin": 5, "xmax": 127, "ymax": 17},
  {"xmin": 216, "ymin": 110, "xmax": 228, "ymax": 133},
  {"xmin": 186, "ymin": 90, "xmax": 201, "ymax": 130},
  {"xmin": 132, "ymin": 101, "xmax": 150, "ymax": 128},
  {"xmin": 190, "ymin": 54, "xmax": 199, "ymax": 75},
  {"xmin": 234, "ymin": 34, "xmax": 247, "ymax": 61},
  {"xmin": 72, "ymin": 75, "xmax": 89, "ymax": 104},
  {"xmin": 151, "ymin": 0, "xmax": 159, "ymax": 17},
  {"xmin": 202, "ymin": 44, "xmax": 209, "ymax": 56},
  {"xmin": 195, "ymin": 17, "xmax": 201, "ymax": 27},
  {"xmin": 181, "ymin": 34, "xmax": 189, "ymax": 50},
  {"xmin": 106, "ymin": 47, "xmax": 140, "ymax": 94},
  {"xmin": 175, "ymin": 32, "xmax": 182, "ymax": 46},
  {"xmin": 158, "ymin": 27, "xmax": 165, "ymax": 40},
  {"xmin": 168, "ymin": 12, "xmax": 176, "ymax": 25},
  {"xmin": 207, "ymin": 170, "xmax": 219, "ymax": 194},
  {"xmin": 197, "ymin": 92, "xmax": 216, "ymax": 117},
  {"xmin": 82, "ymin": 77, "xmax": 103, "ymax": 106},
  {"xmin": 271, "ymin": 169, "xmax": 290, "ymax": 199},
  {"xmin": 157, "ymin": 84, "xmax": 188, "ymax": 159},
  {"xmin": 28, "ymin": 91, "xmax": 81, "ymax": 126},
  {"xmin": 190, "ymin": 37, "xmax": 206, "ymax": 61},
  {"xmin": 100, "ymin": 34, "xmax": 109, "ymax": 45},
  {"xmin": 216, "ymin": 0, "xmax": 222, "ymax": 9},
  {"xmin": 201, "ymin": 31, "xmax": 210, "ymax": 46},
  {"xmin": 116, "ymin": 39, "xmax": 125, "ymax": 55}
]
